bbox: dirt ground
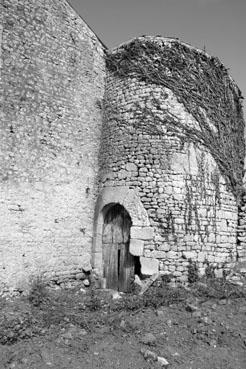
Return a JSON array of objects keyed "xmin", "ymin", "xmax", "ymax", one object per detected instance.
[{"xmin": 0, "ymin": 279, "xmax": 246, "ymax": 369}]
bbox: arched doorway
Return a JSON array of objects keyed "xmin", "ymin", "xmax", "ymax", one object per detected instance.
[{"xmin": 102, "ymin": 204, "xmax": 135, "ymax": 292}]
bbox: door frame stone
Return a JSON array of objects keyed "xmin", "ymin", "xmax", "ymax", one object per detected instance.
[{"xmin": 92, "ymin": 186, "xmax": 155, "ymax": 275}]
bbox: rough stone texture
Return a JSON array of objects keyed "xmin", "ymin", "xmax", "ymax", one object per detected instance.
[
  {"xmin": 131, "ymin": 226, "xmax": 154, "ymax": 240},
  {"xmin": 140, "ymin": 257, "xmax": 159, "ymax": 276},
  {"xmin": 0, "ymin": 0, "xmax": 105, "ymax": 290},
  {"xmin": 100, "ymin": 36, "xmax": 241, "ymax": 281},
  {"xmin": 237, "ymin": 197, "xmax": 246, "ymax": 262},
  {"xmin": 129, "ymin": 239, "xmax": 144, "ymax": 256}
]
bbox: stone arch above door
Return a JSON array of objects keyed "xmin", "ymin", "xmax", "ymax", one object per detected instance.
[{"xmin": 92, "ymin": 186, "xmax": 154, "ymax": 273}]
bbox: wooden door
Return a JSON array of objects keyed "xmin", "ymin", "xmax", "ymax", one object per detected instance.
[{"xmin": 102, "ymin": 204, "xmax": 135, "ymax": 292}]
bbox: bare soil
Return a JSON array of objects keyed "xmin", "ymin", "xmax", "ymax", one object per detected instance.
[{"xmin": 0, "ymin": 280, "xmax": 245, "ymax": 369}]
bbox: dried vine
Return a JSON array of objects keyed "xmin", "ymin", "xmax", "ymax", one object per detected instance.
[{"xmin": 106, "ymin": 37, "xmax": 245, "ymax": 200}]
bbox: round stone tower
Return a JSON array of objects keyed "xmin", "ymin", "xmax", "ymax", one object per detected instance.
[{"xmin": 93, "ymin": 36, "xmax": 245, "ymax": 287}]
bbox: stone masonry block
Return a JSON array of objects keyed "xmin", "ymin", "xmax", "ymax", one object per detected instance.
[
  {"xmin": 166, "ymin": 251, "xmax": 179, "ymax": 259},
  {"xmin": 125, "ymin": 163, "xmax": 138, "ymax": 172},
  {"xmin": 118, "ymin": 170, "xmax": 128, "ymax": 179},
  {"xmin": 158, "ymin": 244, "xmax": 171, "ymax": 251},
  {"xmin": 130, "ymin": 239, "xmax": 144, "ymax": 256},
  {"xmin": 131, "ymin": 226, "xmax": 154, "ymax": 240},
  {"xmin": 206, "ymin": 254, "xmax": 215, "ymax": 263},
  {"xmin": 197, "ymin": 252, "xmax": 206, "ymax": 262},
  {"xmin": 140, "ymin": 256, "xmax": 159, "ymax": 276},
  {"xmin": 151, "ymin": 251, "xmax": 167, "ymax": 259},
  {"xmin": 92, "ymin": 252, "xmax": 103, "ymax": 271},
  {"xmin": 182, "ymin": 251, "xmax": 197, "ymax": 260}
]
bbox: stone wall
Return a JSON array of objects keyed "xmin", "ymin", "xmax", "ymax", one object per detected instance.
[
  {"xmin": 0, "ymin": 6, "xmax": 244, "ymax": 291},
  {"xmin": 0, "ymin": 0, "xmax": 105, "ymax": 292},
  {"xmin": 100, "ymin": 37, "xmax": 240, "ymax": 281},
  {"xmin": 237, "ymin": 195, "xmax": 246, "ymax": 263}
]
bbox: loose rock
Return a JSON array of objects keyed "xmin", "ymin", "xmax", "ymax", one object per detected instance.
[
  {"xmin": 157, "ymin": 356, "xmax": 169, "ymax": 367},
  {"xmin": 186, "ymin": 304, "xmax": 199, "ymax": 313},
  {"xmin": 140, "ymin": 348, "xmax": 158, "ymax": 361},
  {"xmin": 140, "ymin": 333, "xmax": 157, "ymax": 345},
  {"xmin": 83, "ymin": 279, "xmax": 90, "ymax": 287}
]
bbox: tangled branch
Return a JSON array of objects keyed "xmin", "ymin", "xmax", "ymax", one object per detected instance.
[{"xmin": 106, "ymin": 38, "xmax": 245, "ymax": 199}]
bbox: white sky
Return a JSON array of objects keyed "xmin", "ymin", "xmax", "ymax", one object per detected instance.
[{"xmin": 69, "ymin": 0, "xmax": 246, "ymax": 115}]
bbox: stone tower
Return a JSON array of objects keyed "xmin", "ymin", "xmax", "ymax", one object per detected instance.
[
  {"xmin": 0, "ymin": 3, "xmax": 245, "ymax": 293},
  {"xmin": 0, "ymin": 0, "xmax": 105, "ymax": 291},
  {"xmin": 93, "ymin": 36, "xmax": 245, "ymax": 287}
]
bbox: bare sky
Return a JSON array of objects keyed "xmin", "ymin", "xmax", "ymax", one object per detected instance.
[{"xmin": 69, "ymin": 0, "xmax": 246, "ymax": 114}]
